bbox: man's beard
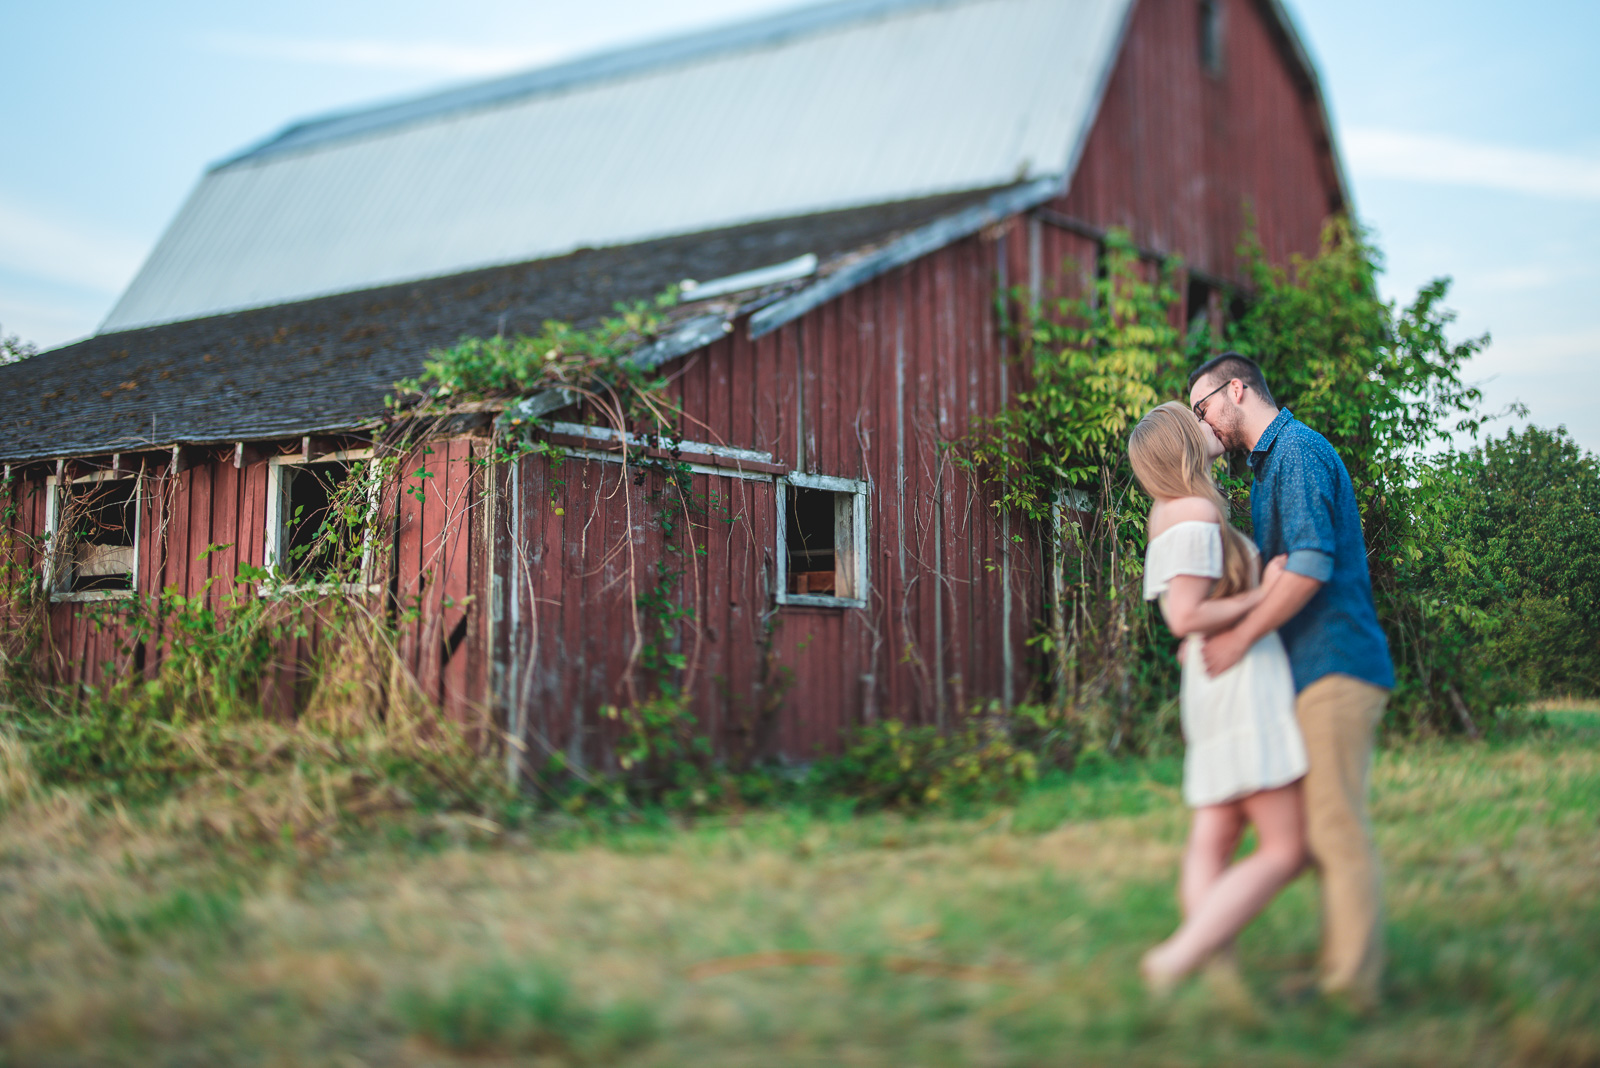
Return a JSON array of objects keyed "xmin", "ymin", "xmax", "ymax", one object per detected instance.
[{"xmin": 1215, "ymin": 406, "xmax": 1249, "ymax": 453}]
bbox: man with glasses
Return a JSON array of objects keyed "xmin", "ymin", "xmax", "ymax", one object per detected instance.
[{"xmin": 1186, "ymin": 352, "xmax": 1394, "ymax": 1010}]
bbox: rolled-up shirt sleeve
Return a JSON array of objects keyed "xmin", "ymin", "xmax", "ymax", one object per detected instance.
[
  {"xmin": 1276, "ymin": 449, "xmax": 1337, "ymax": 583},
  {"xmin": 1285, "ymin": 548, "xmax": 1334, "ymax": 582}
]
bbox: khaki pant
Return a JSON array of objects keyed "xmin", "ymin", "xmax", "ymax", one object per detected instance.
[{"xmin": 1295, "ymin": 673, "xmax": 1389, "ymax": 1004}]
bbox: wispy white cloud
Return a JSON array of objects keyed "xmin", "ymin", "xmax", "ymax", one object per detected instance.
[
  {"xmin": 0, "ymin": 196, "xmax": 145, "ymax": 295},
  {"xmin": 1344, "ymin": 128, "xmax": 1600, "ymax": 201},
  {"xmin": 199, "ymin": 32, "xmax": 568, "ymax": 77}
]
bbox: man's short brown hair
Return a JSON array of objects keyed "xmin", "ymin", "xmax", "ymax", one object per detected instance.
[{"xmin": 1188, "ymin": 351, "xmax": 1275, "ymax": 407}]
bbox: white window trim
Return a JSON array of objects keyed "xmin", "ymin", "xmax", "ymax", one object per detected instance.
[
  {"xmin": 776, "ymin": 472, "xmax": 869, "ymax": 610},
  {"xmin": 263, "ymin": 448, "xmax": 380, "ymax": 597},
  {"xmin": 545, "ymin": 421, "xmax": 776, "ymax": 466},
  {"xmin": 543, "ymin": 423, "xmax": 778, "ymax": 482},
  {"xmin": 44, "ymin": 466, "xmax": 143, "ymax": 603}
]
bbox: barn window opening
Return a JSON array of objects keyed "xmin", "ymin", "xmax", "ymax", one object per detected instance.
[
  {"xmin": 1200, "ymin": 0, "xmax": 1223, "ymax": 76},
  {"xmin": 50, "ymin": 472, "xmax": 140, "ymax": 598},
  {"xmin": 1186, "ymin": 276, "xmax": 1215, "ymax": 340},
  {"xmin": 1227, "ymin": 290, "xmax": 1251, "ymax": 330},
  {"xmin": 786, "ymin": 487, "xmax": 839, "ymax": 595},
  {"xmin": 778, "ymin": 474, "xmax": 868, "ymax": 607},
  {"xmin": 266, "ymin": 451, "xmax": 376, "ymax": 588}
]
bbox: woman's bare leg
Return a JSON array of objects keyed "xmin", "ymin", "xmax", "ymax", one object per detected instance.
[
  {"xmin": 1143, "ymin": 780, "xmax": 1306, "ymax": 988},
  {"xmin": 1181, "ymin": 804, "xmax": 1245, "ymax": 919}
]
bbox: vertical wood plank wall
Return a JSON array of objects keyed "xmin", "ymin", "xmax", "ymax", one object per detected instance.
[
  {"xmin": 1059, "ymin": 0, "xmax": 1342, "ymax": 275},
  {"xmin": 5, "ymin": 439, "xmax": 488, "ymax": 726},
  {"xmin": 505, "ymin": 230, "xmax": 1049, "ymax": 765}
]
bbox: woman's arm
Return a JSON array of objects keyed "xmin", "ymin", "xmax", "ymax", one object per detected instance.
[{"xmin": 1158, "ymin": 554, "xmax": 1289, "ymax": 638}]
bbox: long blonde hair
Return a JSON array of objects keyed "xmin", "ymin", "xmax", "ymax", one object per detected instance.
[{"xmin": 1127, "ymin": 401, "xmax": 1255, "ymax": 598}]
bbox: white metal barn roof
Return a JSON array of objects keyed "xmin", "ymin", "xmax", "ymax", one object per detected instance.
[{"xmin": 103, "ymin": 0, "xmax": 1135, "ymax": 332}]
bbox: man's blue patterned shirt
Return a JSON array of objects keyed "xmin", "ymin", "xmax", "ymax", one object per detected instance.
[{"xmin": 1248, "ymin": 408, "xmax": 1395, "ymax": 693}]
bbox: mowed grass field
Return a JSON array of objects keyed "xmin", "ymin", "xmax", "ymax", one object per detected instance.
[{"xmin": 0, "ymin": 711, "xmax": 1595, "ymax": 1067}]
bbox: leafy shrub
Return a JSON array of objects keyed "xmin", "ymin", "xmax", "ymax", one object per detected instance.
[
  {"xmin": 962, "ymin": 218, "xmax": 1510, "ymax": 737},
  {"xmin": 958, "ymin": 230, "xmax": 1189, "ymax": 748},
  {"xmin": 393, "ymin": 289, "xmax": 677, "ymax": 404},
  {"xmin": 1400, "ymin": 426, "xmax": 1600, "ymax": 716},
  {"xmin": 809, "ymin": 715, "xmax": 1041, "ymax": 809}
]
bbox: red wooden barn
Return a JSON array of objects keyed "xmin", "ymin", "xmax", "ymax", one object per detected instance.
[{"xmin": 0, "ymin": 0, "xmax": 1348, "ymax": 769}]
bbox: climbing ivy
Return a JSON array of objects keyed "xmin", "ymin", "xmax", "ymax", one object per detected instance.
[
  {"xmin": 960, "ymin": 218, "xmax": 1514, "ymax": 739},
  {"xmin": 391, "ymin": 290, "xmax": 723, "ymax": 797},
  {"xmin": 955, "ymin": 230, "xmax": 1191, "ymax": 751}
]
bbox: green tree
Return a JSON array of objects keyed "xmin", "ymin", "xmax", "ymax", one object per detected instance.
[
  {"xmin": 1, "ymin": 325, "xmax": 37, "ymax": 366},
  {"xmin": 1410, "ymin": 427, "xmax": 1600, "ymax": 706},
  {"xmin": 966, "ymin": 218, "xmax": 1511, "ymax": 738},
  {"xmin": 1222, "ymin": 219, "xmax": 1505, "ymax": 731}
]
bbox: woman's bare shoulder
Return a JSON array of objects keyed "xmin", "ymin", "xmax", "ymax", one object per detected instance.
[{"xmin": 1148, "ymin": 496, "xmax": 1222, "ymax": 539}]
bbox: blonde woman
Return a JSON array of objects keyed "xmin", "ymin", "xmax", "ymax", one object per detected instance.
[{"xmin": 1127, "ymin": 401, "xmax": 1308, "ymax": 992}]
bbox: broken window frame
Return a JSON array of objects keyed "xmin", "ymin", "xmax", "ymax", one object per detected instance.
[
  {"xmin": 262, "ymin": 448, "xmax": 381, "ymax": 596},
  {"xmin": 775, "ymin": 472, "xmax": 869, "ymax": 610},
  {"xmin": 44, "ymin": 466, "xmax": 143, "ymax": 603}
]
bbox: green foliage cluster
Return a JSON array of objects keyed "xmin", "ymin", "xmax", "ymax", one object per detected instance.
[
  {"xmin": 529, "ymin": 697, "xmax": 1066, "ymax": 816},
  {"xmin": 962, "ymin": 217, "xmax": 1538, "ymax": 738},
  {"xmin": 17, "ymin": 587, "xmax": 280, "ymax": 795},
  {"xmin": 392, "ymin": 289, "xmax": 678, "ymax": 416},
  {"xmin": 968, "ymin": 232, "xmax": 1185, "ymax": 521},
  {"xmin": 391, "ymin": 290, "xmax": 731, "ymax": 804},
  {"xmin": 960, "ymin": 231, "xmax": 1190, "ymax": 749},
  {"xmin": 89, "ymin": 887, "xmax": 242, "ymax": 957},
  {"xmin": 1221, "ymin": 222, "xmax": 1510, "ymax": 728},
  {"xmin": 0, "ymin": 323, "xmax": 36, "ymax": 365},
  {"xmin": 1404, "ymin": 426, "xmax": 1600, "ymax": 709},
  {"xmin": 396, "ymin": 961, "xmax": 657, "ymax": 1060},
  {"xmin": 807, "ymin": 713, "xmax": 1042, "ymax": 808}
]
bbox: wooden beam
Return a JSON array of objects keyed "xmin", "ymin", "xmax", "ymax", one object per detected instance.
[
  {"xmin": 168, "ymin": 444, "xmax": 188, "ymax": 475},
  {"xmin": 749, "ymin": 176, "xmax": 1063, "ymax": 340},
  {"xmin": 295, "ymin": 435, "xmax": 345, "ymax": 464}
]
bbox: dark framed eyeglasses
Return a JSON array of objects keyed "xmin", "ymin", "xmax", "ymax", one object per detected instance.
[{"xmin": 1192, "ymin": 379, "xmax": 1245, "ymax": 421}]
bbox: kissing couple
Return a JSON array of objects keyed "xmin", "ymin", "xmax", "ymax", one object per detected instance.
[{"xmin": 1128, "ymin": 353, "xmax": 1394, "ymax": 1009}]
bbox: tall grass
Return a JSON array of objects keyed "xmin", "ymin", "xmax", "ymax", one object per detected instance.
[{"xmin": 0, "ymin": 710, "xmax": 1592, "ymax": 1066}]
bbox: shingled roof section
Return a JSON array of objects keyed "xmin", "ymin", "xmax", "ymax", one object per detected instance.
[{"xmin": 0, "ymin": 188, "xmax": 1003, "ymax": 465}]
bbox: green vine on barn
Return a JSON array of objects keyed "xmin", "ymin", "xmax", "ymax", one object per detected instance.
[
  {"xmin": 389, "ymin": 289, "xmax": 718, "ymax": 800},
  {"xmin": 958, "ymin": 219, "xmax": 1502, "ymax": 740}
]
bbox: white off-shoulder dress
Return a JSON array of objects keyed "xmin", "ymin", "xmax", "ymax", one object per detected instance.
[{"xmin": 1144, "ymin": 521, "xmax": 1307, "ymax": 807}]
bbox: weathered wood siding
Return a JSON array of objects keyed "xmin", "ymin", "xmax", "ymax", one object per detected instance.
[
  {"xmin": 501, "ymin": 230, "xmax": 1049, "ymax": 764},
  {"xmin": 3, "ymin": 439, "xmax": 489, "ymax": 725},
  {"xmin": 1058, "ymin": 0, "xmax": 1344, "ymax": 277}
]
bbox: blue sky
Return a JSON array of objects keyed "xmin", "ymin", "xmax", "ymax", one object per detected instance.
[{"xmin": 3, "ymin": 0, "xmax": 1596, "ymax": 450}]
